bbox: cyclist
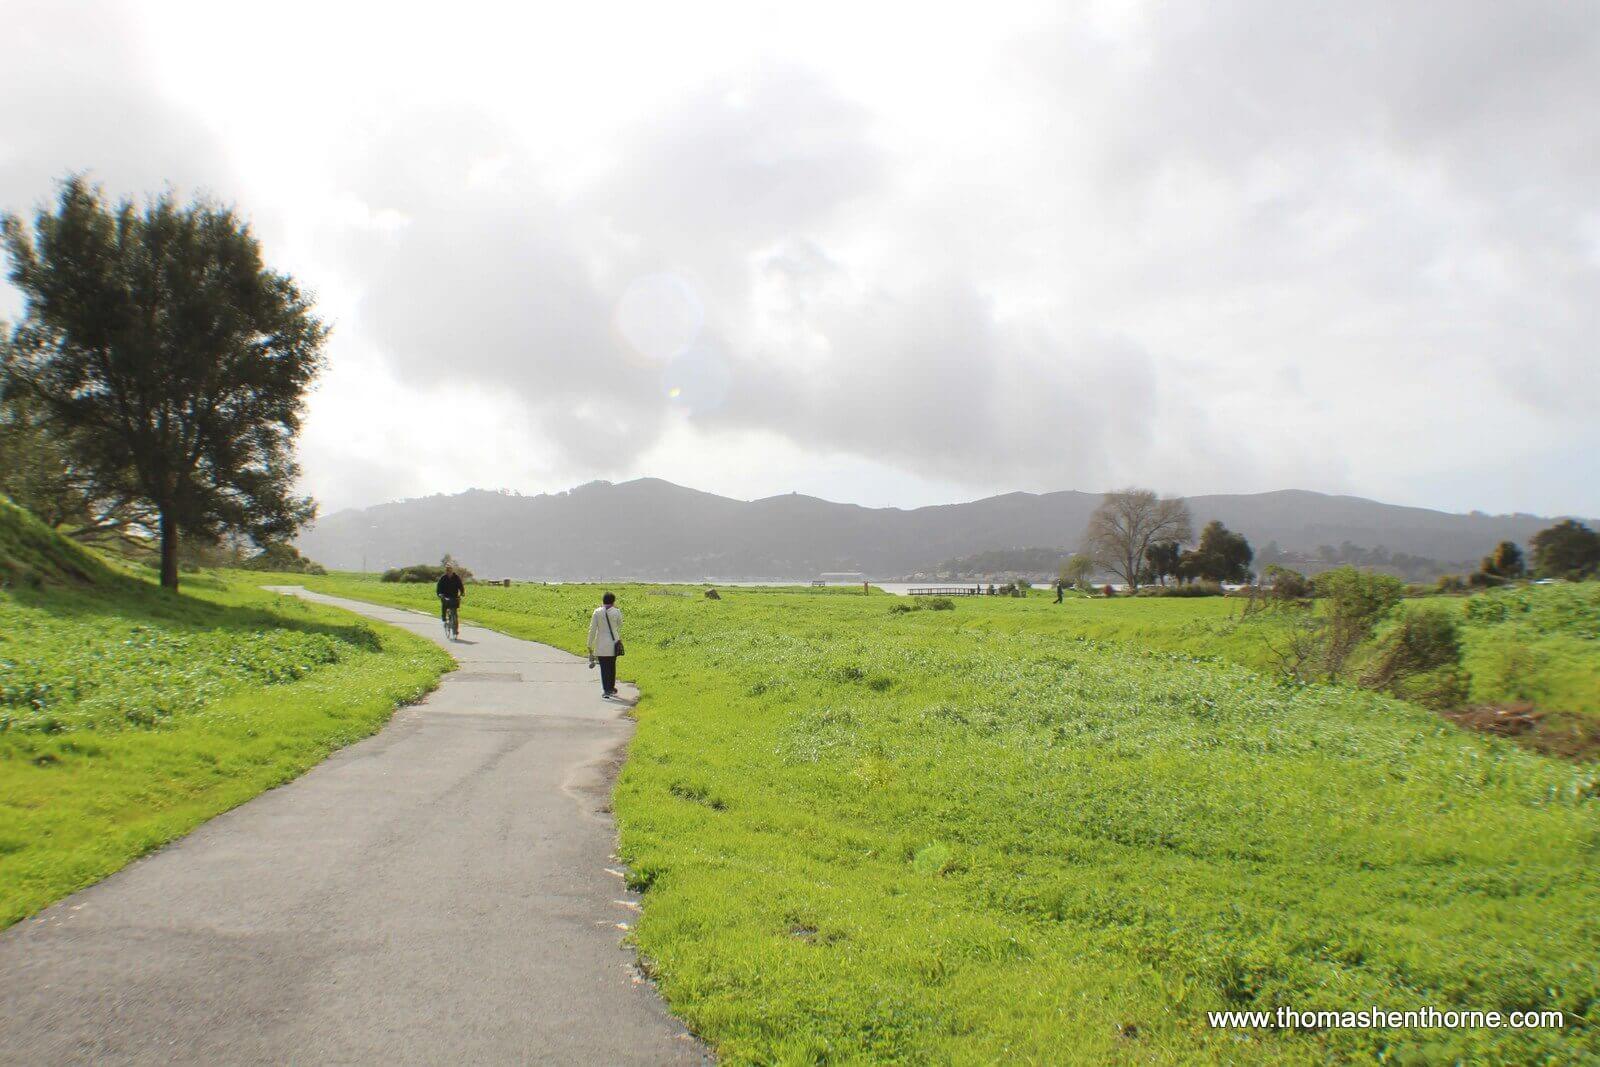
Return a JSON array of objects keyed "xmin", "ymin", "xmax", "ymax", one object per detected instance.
[{"xmin": 436, "ymin": 564, "xmax": 465, "ymax": 637}]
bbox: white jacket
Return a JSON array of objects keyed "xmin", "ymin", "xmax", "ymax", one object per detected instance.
[{"xmin": 587, "ymin": 605, "xmax": 623, "ymax": 656}]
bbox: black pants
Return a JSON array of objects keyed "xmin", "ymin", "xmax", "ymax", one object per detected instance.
[
  {"xmin": 440, "ymin": 596, "xmax": 460, "ymax": 621},
  {"xmin": 597, "ymin": 656, "xmax": 617, "ymax": 694}
]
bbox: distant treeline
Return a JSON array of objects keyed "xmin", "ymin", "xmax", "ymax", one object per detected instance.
[
  {"xmin": 917, "ymin": 541, "xmax": 1471, "ymax": 582},
  {"xmin": 1255, "ymin": 541, "xmax": 1471, "ymax": 581},
  {"xmin": 920, "ymin": 547, "xmax": 1073, "ymax": 577}
]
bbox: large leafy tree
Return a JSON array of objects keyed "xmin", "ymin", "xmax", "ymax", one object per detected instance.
[
  {"xmin": 1082, "ymin": 488, "xmax": 1192, "ymax": 591},
  {"xmin": 1144, "ymin": 539, "xmax": 1183, "ymax": 586},
  {"xmin": 2, "ymin": 179, "xmax": 327, "ymax": 589},
  {"xmin": 1529, "ymin": 520, "xmax": 1600, "ymax": 580},
  {"xmin": 1479, "ymin": 540, "xmax": 1525, "ymax": 579},
  {"xmin": 1181, "ymin": 520, "xmax": 1254, "ymax": 584}
]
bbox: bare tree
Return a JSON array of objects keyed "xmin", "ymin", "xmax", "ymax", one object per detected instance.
[{"xmin": 1082, "ymin": 489, "xmax": 1192, "ymax": 591}]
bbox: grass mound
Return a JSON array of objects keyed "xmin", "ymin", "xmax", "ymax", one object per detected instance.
[{"xmin": 0, "ymin": 495, "xmax": 121, "ymax": 588}]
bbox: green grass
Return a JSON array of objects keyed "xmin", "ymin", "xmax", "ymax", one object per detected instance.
[
  {"xmin": 0, "ymin": 505, "xmax": 451, "ymax": 927},
  {"xmin": 0, "ymin": 494, "xmax": 122, "ymax": 588},
  {"xmin": 992, "ymin": 586, "xmax": 1600, "ymax": 718},
  {"xmin": 295, "ymin": 575, "xmax": 1600, "ymax": 1063},
  {"xmin": 1456, "ymin": 584, "xmax": 1600, "ymax": 713}
]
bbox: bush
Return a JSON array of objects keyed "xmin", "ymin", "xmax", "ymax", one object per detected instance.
[
  {"xmin": 1361, "ymin": 606, "xmax": 1468, "ymax": 708},
  {"xmin": 1467, "ymin": 570, "xmax": 1507, "ymax": 589},
  {"xmin": 1262, "ymin": 568, "xmax": 1405, "ymax": 683},
  {"xmin": 1314, "ymin": 567, "xmax": 1404, "ymax": 676},
  {"xmin": 1262, "ymin": 564, "xmax": 1311, "ymax": 600},
  {"xmin": 1136, "ymin": 581, "xmax": 1223, "ymax": 597},
  {"xmin": 1435, "ymin": 574, "xmax": 1467, "ymax": 593},
  {"xmin": 380, "ymin": 562, "xmax": 472, "ymax": 583},
  {"xmin": 891, "ymin": 597, "xmax": 957, "ymax": 615}
]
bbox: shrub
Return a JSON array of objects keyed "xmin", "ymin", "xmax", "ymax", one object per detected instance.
[
  {"xmin": 1242, "ymin": 566, "xmax": 1312, "ymax": 617},
  {"xmin": 381, "ymin": 563, "xmax": 466, "ymax": 583},
  {"xmin": 1314, "ymin": 567, "xmax": 1404, "ymax": 677},
  {"xmin": 1262, "ymin": 565, "xmax": 1311, "ymax": 600},
  {"xmin": 1435, "ymin": 574, "xmax": 1467, "ymax": 593},
  {"xmin": 891, "ymin": 597, "xmax": 958, "ymax": 615},
  {"xmin": 1261, "ymin": 568, "xmax": 1405, "ymax": 684},
  {"xmin": 1361, "ymin": 606, "xmax": 1468, "ymax": 708},
  {"xmin": 1136, "ymin": 580, "xmax": 1223, "ymax": 597}
]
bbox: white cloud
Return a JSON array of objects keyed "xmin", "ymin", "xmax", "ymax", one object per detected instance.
[{"xmin": 2, "ymin": 0, "xmax": 1596, "ymax": 517}]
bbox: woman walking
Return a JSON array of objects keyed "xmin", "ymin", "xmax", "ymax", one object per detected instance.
[{"xmin": 587, "ymin": 592, "xmax": 624, "ymax": 698}]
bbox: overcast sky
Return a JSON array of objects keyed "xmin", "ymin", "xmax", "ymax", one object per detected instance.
[{"xmin": 3, "ymin": 0, "xmax": 1597, "ymax": 517}]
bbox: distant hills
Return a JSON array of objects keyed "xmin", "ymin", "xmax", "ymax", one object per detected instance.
[{"xmin": 295, "ymin": 478, "xmax": 1589, "ymax": 581}]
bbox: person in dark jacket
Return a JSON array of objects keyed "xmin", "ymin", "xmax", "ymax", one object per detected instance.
[{"xmin": 435, "ymin": 564, "xmax": 465, "ymax": 624}]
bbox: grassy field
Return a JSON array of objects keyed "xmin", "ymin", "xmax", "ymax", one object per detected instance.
[
  {"xmin": 292, "ymin": 574, "xmax": 1600, "ymax": 1063},
  {"xmin": 0, "ymin": 501, "xmax": 451, "ymax": 927}
]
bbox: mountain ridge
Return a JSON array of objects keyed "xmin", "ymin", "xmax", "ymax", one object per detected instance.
[{"xmin": 296, "ymin": 479, "xmax": 1592, "ymax": 580}]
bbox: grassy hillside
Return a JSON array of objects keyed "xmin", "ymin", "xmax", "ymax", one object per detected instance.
[
  {"xmin": 0, "ymin": 495, "xmax": 123, "ymax": 588},
  {"xmin": 0, "ymin": 501, "xmax": 451, "ymax": 926},
  {"xmin": 295, "ymin": 575, "xmax": 1600, "ymax": 1063},
  {"xmin": 1456, "ymin": 584, "xmax": 1600, "ymax": 710}
]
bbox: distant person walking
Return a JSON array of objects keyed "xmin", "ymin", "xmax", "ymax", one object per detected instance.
[
  {"xmin": 587, "ymin": 592, "xmax": 624, "ymax": 698},
  {"xmin": 1054, "ymin": 579, "xmax": 1065, "ymax": 603}
]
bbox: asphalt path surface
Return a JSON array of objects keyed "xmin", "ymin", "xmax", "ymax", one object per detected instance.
[{"xmin": 0, "ymin": 588, "xmax": 704, "ymax": 1065}]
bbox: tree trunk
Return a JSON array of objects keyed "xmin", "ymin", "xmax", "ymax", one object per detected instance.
[{"xmin": 159, "ymin": 509, "xmax": 180, "ymax": 590}]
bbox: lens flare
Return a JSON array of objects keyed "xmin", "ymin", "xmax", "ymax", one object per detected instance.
[
  {"xmin": 661, "ymin": 346, "xmax": 731, "ymax": 413},
  {"xmin": 614, "ymin": 273, "xmax": 702, "ymax": 364}
]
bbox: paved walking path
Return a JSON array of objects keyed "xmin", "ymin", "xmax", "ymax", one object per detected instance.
[{"xmin": 0, "ymin": 588, "xmax": 703, "ymax": 1065}]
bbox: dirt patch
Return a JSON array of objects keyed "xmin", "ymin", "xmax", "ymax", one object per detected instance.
[
  {"xmin": 561, "ymin": 732, "xmax": 632, "ymax": 818},
  {"xmin": 1441, "ymin": 703, "xmax": 1600, "ymax": 761}
]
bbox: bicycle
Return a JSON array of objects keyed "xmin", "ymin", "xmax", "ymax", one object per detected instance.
[{"xmin": 439, "ymin": 596, "xmax": 460, "ymax": 641}]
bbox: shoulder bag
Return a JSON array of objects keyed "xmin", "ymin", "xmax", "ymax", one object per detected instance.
[{"xmin": 603, "ymin": 606, "xmax": 624, "ymax": 656}]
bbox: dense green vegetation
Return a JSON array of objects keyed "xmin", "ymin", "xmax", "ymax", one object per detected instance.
[
  {"xmin": 297, "ymin": 573, "xmax": 1599, "ymax": 1063},
  {"xmin": 0, "ymin": 500, "xmax": 450, "ymax": 927}
]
